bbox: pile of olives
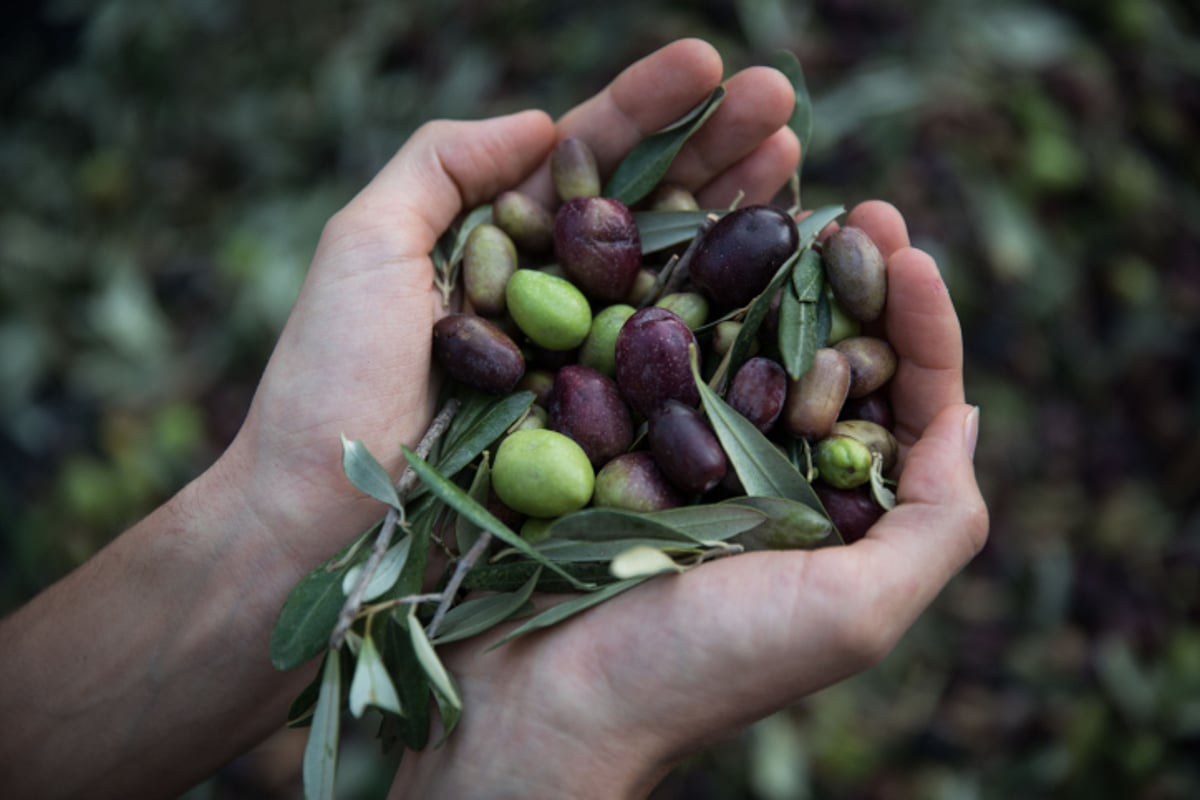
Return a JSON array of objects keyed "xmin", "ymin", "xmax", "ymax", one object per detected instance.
[{"xmin": 432, "ymin": 138, "xmax": 898, "ymax": 544}]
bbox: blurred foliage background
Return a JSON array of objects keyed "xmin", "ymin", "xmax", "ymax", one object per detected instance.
[{"xmin": 2, "ymin": 0, "xmax": 1198, "ymax": 797}]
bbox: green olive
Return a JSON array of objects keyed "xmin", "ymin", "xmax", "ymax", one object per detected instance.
[
  {"xmin": 506, "ymin": 269, "xmax": 593, "ymax": 351},
  {"xmin": 492, "ymin": 429, "xmax": 595, "ymax": 517},
  {"xmin": 579, "ymin": 304, "xmax": 636, "ymax": 376}
]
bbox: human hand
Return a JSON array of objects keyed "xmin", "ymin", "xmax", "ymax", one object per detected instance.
[
  {"xmin": 217, "ymin": 38, "xmax": 801, "ymax": 575},
  {"xmin": 380, "ymin": 48, "xmax": 987, "ymax": 800}
]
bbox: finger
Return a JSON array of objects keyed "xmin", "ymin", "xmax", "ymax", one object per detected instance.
[
  {"xmin": 884, "ymin": 246, "xmax": 965, "ymax": 447},
  {"xmin": 517, "ymin": 38, "xmax": 724, "ymax": 204},
  {"xmin": 856, "ymin": 403, "xmax": 987, "ymax": 621},
  {"xmin": 340, "ymin": 110, "xmax": 557, "ymax": 259},
  {"xmin": 845, "ymin": 200, "xmax": 910, "ymax": 258},
  {"xmin": 693, "ymin": 126, "xmax": 801, "ymax": 208},
  {"xmin": 663, "ymin": 66, "xmax": 797, "ymax": 195}
]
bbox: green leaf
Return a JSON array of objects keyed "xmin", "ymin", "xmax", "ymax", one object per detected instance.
[
  {"xmin": 455, "ymin": 455, "xmax": 491, "ymax": 556},
  {"xmin": 341, "ymin": 534, "xmax": 411, "ymax": 602},
  {"xmin": 432, "ymin": 567, "xmax": 541, "ymax": 645},
  {"xmin": 692, "ymin": 347, "xmax": 827, "ymax": 513},
  {"xmin": 271, "ymin": 557, "xmax": 355, "ymax": 670},
  {"xmin": 381, "ymin": 615, "xmax": 431, "ymax": 751},
  {"xmin": 645, "ymin": 503, "xmax": 769, "ymax": 541},
  {"xmin": 772, "ymin": 50, "xmax": 814, "ymax": 171},
  {"xmin": 869, "ymin": 453, "xmax": 897, "ymax": 511},
  {"xmin": 286, "ymin": 668, "xmax": 323, "ymax": 729},
  {"xmin": 795, "ymin": 205, "xmax": 845, "ymax": 249},
  {"xmin": 408, "ymin": 607, "xmax": 462, "ymax": 745},
  {"xmin": 778, "ymin": 251, "xmax": 823, "ymax": 381},
  {"xmin": 349, "ymin": 631, "xmax": 403, "ymax": 718},
  {"xmin": 448, "ymin": 205, "xmax": 494, "ymax": 268},
  {"xmin": 402, "ymin": 446, "xmax": 596, "ymax": 590},
  {"xmin": 532, "ymin": 537, "xmax": 703, "ymax": 562},
  {"xmin": 340, "ymin": 434, "xmax": 400, "ymax": 509},
  {"xmin": 486, "ymin": 577, "xmax": 650, "ymax": 650},
  {"xmin": 633, "ymin": 210, "xmax": 715, "ymax": 254},
  {"xmin": 604, "ymin": 87, "xmax": 726, "ymax": 205},
  {"xmin": 545, "ymin": 507, "xmax": 716, "ymax": 545},
  {"xmin": 434, "ymin": 391, "xmax": 535, "ymax": 482},
  {"xmin": 302, "ymin": 652, "xmax": 341, "ymax": 800},
  {"xmin": 610, "ymin": 545, "xmax": 684, "ymax": 579},
  {"xmin": 726, "ymin": 496, "xmax": 840, "ymax": 550},
  {"xmin": 463, "ymin": 560, "xmax": 617, "ymax": 593}
]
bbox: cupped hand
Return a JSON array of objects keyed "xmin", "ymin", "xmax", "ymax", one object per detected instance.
[{"xmin": 222, "ymin": 38, "xmax": 801, "ymax": 573}]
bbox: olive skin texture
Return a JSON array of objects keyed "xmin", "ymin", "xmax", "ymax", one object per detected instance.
[
  {"xmin": 689, "ymin": 205, "xmax": 799, "ymax": 307},
  {"xmin": 833, "ymin": 336, "xmax": 898, "ymax": 398},
  {"xmin": 549, "ymin": 365, "xmax": 634, "ymax": 468},
  {"xmin": 579, "ymin": 304, "xmax": 636, "ymax": 377},
  {"xmin": 492, "ymin": 429, "xmax": 595, "ymax": 518},
  {"xmin": 647, "ymin": 400, "xmax": 728, "ymax": 495},
  {"xmin": 840, "ymin": 391, "xmax": 894, "ymax": 430},
  {"xmin": 492, "ymin": 190, "xmax": 554, "ymax": 254},
  {"xmin": 432, "ymin": 313, "xmax": 525, "ymax": 394},
  {"xmin": 781, "ymin": 347, "xmax": 852, "ymax": 440},
  {"xmin": 727, "ymin": 357, "xmax": 787, "ymax": 433},
  {"xmin": 462, "ymin": 223, "xmax": 518, "ymax": 316},
  {"xmin": 814, "ymin": 434, "xmax": 873, "ymax": 489},
  {"xmin": 823, "ymin": 226, "xmax": 887, "ymax": 322},
  {"xmin": 614, "ymin": 307, "xmax": 700, "ymax": 418},
  {"xmin": 593, "ymin": 451, "xmax": 685, "ymax": 512},
  {"xmin": 551, "ymin": 137, "xmax": 601, "ymax": 201},
  {"xmin": 832, "ymin": 419, "xmax": 898, "ymax": 474},
  {"xmin": 553, "ymin": 197, "xmax": 642, "ymax": 302},
  {"xmin": 815, "ymin": 484, "xmax": 885, "ymax": 544},
  {"xmin": 506, "ymin": 269, "xmax": 593, "ymax": 351}
]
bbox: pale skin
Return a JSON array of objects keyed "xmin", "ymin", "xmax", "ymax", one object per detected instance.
[{"xmin": 0, "ymin": 39, "xmax": 987, "ymax": 799}]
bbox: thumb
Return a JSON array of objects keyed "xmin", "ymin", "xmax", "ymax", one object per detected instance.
[{"xmin": 341, "ymin": 110, "xmax": 557, "ymax": 258}]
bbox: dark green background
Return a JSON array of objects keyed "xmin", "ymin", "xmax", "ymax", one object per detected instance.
[{"xmin": 2, "ymin": 0, "xmax": 1197, "ymax": 797}]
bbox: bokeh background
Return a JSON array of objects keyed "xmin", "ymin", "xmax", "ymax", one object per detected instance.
[{"xmin": 2, "ymin": 0, "xmax": 1198, "ymax": 797}]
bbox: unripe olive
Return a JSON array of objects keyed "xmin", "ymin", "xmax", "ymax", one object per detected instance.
[
  {"xmin": 516, "ymin": 369, "xmax": 556, "ymax": 407},
  {"xmin": 549, "ymin": 365, "xmax": 634, "ymax": 468},
  {"xmin": 432, "ymin": 313, "xmax": 525, "ymax": 394},
  {"xmin": 826, "ymin": 290, "xmax": 862, "ymax": 344},
  {"xmin": 614, "ymin": 307, "xmax": 700, "ymax": 418},
  {"xmin": 689, "ymin": 205, "xmax": 798, "ymax": 307},
  {"xmin": 551, "ymin": 137, "xmax": 601, "ymax": 201},
  {"xmin": 625, "ymin": 268, "xmax": 659, "ymax": 306},
  {"xmin": 814, "ymin": 434, "xmax": 873, "ymax": 489},
  {"xmin": 593, "ymin": 451, "xmax": 684, "ymax": 512},
  {"xmin": 493, "ymin": 190, "xmax": 554, "ymax": 254},
  {"xmin": 463, "ymin": 223, "xmax": 518, "ymax": 316},
  {"xmin": 832, "ymin": 419, "xmax": 898, "ymax": 473},
  {"xmin": 579, "ymin": 304, "xmax": 636, "ymax": 376},
  {"xmin": 506, "ymin": 269, "xmax": 593, "ymax": 351},
  {"xmin": 782, "ymin": 348, "xmax": 851, "ymax": 439},
  {"xmin": 492, "ymin": 429, "xmax": 595, "ymax": 518},
  {"xmin": 509, "ymin": 404, "xmax": 549, "ymax": 432},
  {"xmin": 520, "ymin": 516, "xmax": 555, "ymax": 544},
  {"xmin": 823, "ymin": 226, "xmax": 887, "ymax": 322},
  {"xmin": 654, "ymin": 291, "xmax": 709, "ymax": 330},
  {"xmin": 554, "ymin": 197, "xmax": 642, "ymax": 302},
  {"xmin": 833, "ymin": 336, "xmax": 897, "ymax": 398},
  {"xmin": 711, "ymin": 320, "xmax": 756, "ymax": 357}
]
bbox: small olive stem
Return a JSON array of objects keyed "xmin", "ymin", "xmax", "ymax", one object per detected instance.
[
  {"xmin": 426, "ymin": 530, "xmax": 494, "ymax": 640},
  {"xmin": 330, "ymin": 397, "xmax": 462, "ymax": 650}
]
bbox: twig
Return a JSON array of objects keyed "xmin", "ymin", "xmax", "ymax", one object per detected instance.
[
  {"xmin": 426, "ymin": 531, "xmax": 493, "ymax": 640},
  {"xmin": 329, "ymin": 397, "xmax": 461, "ymax": 650}
]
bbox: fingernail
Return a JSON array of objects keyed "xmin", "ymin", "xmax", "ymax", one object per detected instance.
[{"xmin": 964, "ymin": 406, "xmax": 980, "ymax": 460}]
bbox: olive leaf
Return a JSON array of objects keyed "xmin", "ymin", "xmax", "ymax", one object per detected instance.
[
  {"xmin": 381, "ymin": 615, "xmax": 431, "ymax": 751},
  {"xmin": 434, "ymin": 204, "xmax": 493, "ymax": 305},
  {"xmin": 869, "ymin": 453, "xmax": 897, "ymax": 510},
  {"xmin": 633, "ymin": 210, "xmax": 715, "ymax": 254},
  {"xmin": 341, "ymin": 534, "xmax": 411, "ymax": 602},
  {"xmin": 455, "ymin": 454, "xmax": 491, "ymax": 556},
  {"xmin": 408, "ymin": 606, "xmax": 462, "ymax": 745},
  {"xmin": 542, "ymin": 504, "xmax": 763, "ymax": 545},
  {"xmin": 726, "ymin": 496, "xmax": 841, "ymax": 550},
  {"xmin": 271, "ymin": 552, "xmax": 357, "ymax": 670},
  {"xmin": 302, "ymin": 651, "xmax": 341, "ymax": 800},
  {"xmin": 432, "ymin": 390, "xmax": 534, "ymax": 483},
  {"xmin": 485, "ymin": 577, "xmax": 651, "ymax": 651},
  {"xmin": 691, "ymin": 346, "xmax": 828, "ymax": 514},
  {"xmin": 402, "ymin": 445, "xmax": 597, "ymax": 591},
  {"xmin": 772, "ymin": 50, "xmax": 814, "ymax": 173},
  {"xmin": 778, "ymin": 249, "xmax": 825, "ymax": 380},
  {"xmin": 349, "ymin": 630, "xmax": 403, "ymax": 718},
  {"xmin": 431, "ymin": 567, "xmax": 541, "ymax": 645},
  {"xmin": 795, "ymin": 205, "xmax": 845, "ymax": 250},
  {"xmin": 604, "ymin": 87, "xmax": 726, "ymax": 206},
  {"xmin": 463, "ymin": 560, "xmax": 618, "ymax": 593},
  {"xmin": 286, "ymin": 667, "xmax": 323, "ymax": 729},
  {"xmin": 340, "ymin": 434, "xmax": 400, "ymax": 509},
  {"xmin": 532, "ymin": 538, "xmax": 704, "ymax": 562}
]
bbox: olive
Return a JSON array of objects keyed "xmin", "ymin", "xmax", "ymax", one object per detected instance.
[
  {"xmin": 432, "ymin": 313, "xmax": 525, "ymax": 394},
  {"xmin": 689, "ymin": 205, "xmax": 798, "ymax": 307}
]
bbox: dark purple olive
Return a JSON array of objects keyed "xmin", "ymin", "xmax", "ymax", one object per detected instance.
[
  {"xmin": 726, "ymin": 357, "xmax": 787, "ymax": 433},
  {"xmin": 553, "ymin": 197, "xmax": 642, "ymax": 302},
  {"xmin": 689, "ymin": 205, "xmax": 799, "ymax": 307},
  {"xmin": 593, "ymin": 451, "xmax": 685, "ymax": 512},
  {"xmin": 815, "ymin": 484, "xmax": 886, "ymax": 544},
  {"xmin": 549, "ymin": 365, "xmax": 634, "ymax": 468},
  {"xmin": 840, "ymin": 391, "xmax": 893, "ymax": 430},
  {"xmin": 614, "ymin": 307, "xmax": 699, "ymax": 418},
  {"xmin": 647, "ymin": 400, "xmax": 727, "ymax": 495},
  {"xmin": 432, "ymin": 313, "xmax": 525, "ymax": 393}
]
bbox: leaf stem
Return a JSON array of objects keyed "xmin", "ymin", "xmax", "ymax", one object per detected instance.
[
  {"xmin": 426, "ymin": 531, "xmax": 493, "ymax": 640},
  {"xmin": 330, "ymin": 398, "xmax": 461, "ymax": 650}
]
